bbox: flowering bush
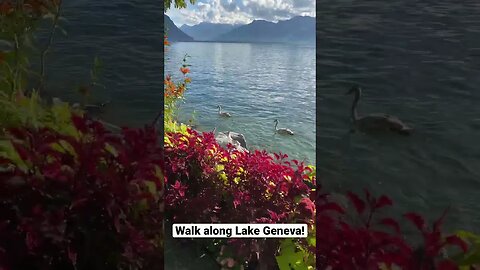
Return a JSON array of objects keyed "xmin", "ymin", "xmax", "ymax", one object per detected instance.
[
  {"xmin": 164, "ymin": 49, "xmax": 192, "ymax": 131},
  {"xmin": 316, "ymin": 189, "xmax": 471, "ymax": 270},
  {"xmin": 0, "ymin": 115, "xmax": 163, "ymax": 269},
  {"xmin": 164, "ymin": 127, "xmax": 316, "ymax": 269}
]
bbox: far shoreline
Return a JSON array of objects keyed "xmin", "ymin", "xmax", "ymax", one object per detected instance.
[{"xmin": 169, "ymin": 40, "xmax": 315, "ymax": 46}]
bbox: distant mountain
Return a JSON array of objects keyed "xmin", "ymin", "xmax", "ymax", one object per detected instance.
[
  {"xmin": 216, "ymin": 16, "xmax": 315, "ymax": 44},
  {"xmin": 164, "ymin": 14, "xmax": 193, "ymax": 42},
  {"xmin": 180, "ymin": 23, "xmax": 242, "ymax": 41}
]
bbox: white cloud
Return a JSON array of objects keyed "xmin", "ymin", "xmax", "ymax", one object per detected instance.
[{"xmin": 166, "ymin": 0, "xmax": 315, "ymax": 26}]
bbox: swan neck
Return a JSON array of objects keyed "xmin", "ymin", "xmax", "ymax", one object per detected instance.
[{"xmin": 351, "ymin": 91, "xmax": 360, "ymax": 121}]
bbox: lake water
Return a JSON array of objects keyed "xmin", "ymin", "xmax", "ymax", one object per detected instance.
[
  {"xmin": 40, "ymin": 0, "xmax": 163, "ymax": 127},
  {"xmin": 166, "ymin": 42, "xmax": 316, "ymax": 164},
  {"xmin": 319, "ymin": 0, "xmax": 480, "ymax": 233}
]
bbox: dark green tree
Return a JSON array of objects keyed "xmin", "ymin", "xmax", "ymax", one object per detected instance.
[{"xmin": 165, "ymin": 0, "xmax": 196, "ymax": 10}]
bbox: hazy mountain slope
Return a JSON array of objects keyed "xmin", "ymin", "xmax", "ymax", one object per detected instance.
[
  {"xmin": 164, "ymin": 14, "xmax": 193, "ymax": 42},
  {"xmin": 180, "ymin": 23, "xmax": 242, "ymax": 41},
  {"xmin": 217, "ymin": 16, "xmax": 315, "ymax": 44}
]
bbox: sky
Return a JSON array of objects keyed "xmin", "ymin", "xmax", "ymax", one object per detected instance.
[{"xmin": 166, "ymin": 0, "xmax": 315, "ymax": 27}]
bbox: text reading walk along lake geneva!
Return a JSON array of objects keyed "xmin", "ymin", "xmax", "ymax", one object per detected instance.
[{"xmin": 172, "ymin": 224, "xmax": 308, "ymax": 238}]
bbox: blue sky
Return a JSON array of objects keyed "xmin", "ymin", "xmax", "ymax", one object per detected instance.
[{"xmin": 166, "ymin": 0, "xmax": 315, "ymax": 27}]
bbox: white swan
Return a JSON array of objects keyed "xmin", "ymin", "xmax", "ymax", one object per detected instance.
[
  {"xmin": 346, "ymin": 85, "xmax": 413, "ymax": 135},
  {"xmin": 274, "ymin": 119, "xmax": 294, "ymax": 135},
  {"xmin": 214, "ymin": 129, "xmax": 248, "ymax": 153},
  {"xmin": 217, "ymin": 105, "xmax": 231, "ymax": 117}
]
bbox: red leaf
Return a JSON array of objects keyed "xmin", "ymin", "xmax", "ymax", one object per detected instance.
[
  {"xmin": 268, "ymin": 210, "xmax": 279, "ymax": 221},
  {"xmin": 68, "ymin": 246, "xmax": 77, "ymax": 266},
  {"xmin": 70, "ymin": 198, "xmax": 89, "ymax": 210},
  {"xmin": 375, "ymin": 195, "xmax": 393, "ymax": 209},
  {"xmin": 71, "ymin": 115, "xmax": 87, "ymax": 133},
  {"xmin": 0, "ymin": 157, "xmax": 12, "ymax": 165},
  {"xmin": 25, "ymin": 232, "xmax": 38, "ymax": 251},
  {"xmin": 404, "ymin": 212, "xmax": 426, "ymax": 232},
  {"xmin": 433, "ymin": 207, "xmax": 450, "ymax": 233},
  {"xmin": 114, "ymin": 216, "xmax": 121, "ymax": 233},
  {"xmin": 445, "ymin": 235, "xmax": 468, "ymax": 253},
  {"xmin": 7, "ymin": 127, "xmax": 27, "ymax": 140},
  {"xmin": 42, "ymin": 163, "xmax": 62, "ymax": 180},
  {"xmin": 31, "ymin": 205, "xmax": 43, "ymax": 217},
  {"xmin": 379, "ymin": 218, "xmax": 401, "ymax": 234},
  {"xmin": 233, "ymin": 199, "xmax": 240, "ymax": 209},
  {"xmin": 346, "ymin": 191, "xmax": 365, "ymax": 214}
]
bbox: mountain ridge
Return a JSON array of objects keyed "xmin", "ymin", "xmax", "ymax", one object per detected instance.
[
  {"xmin": 216, "ymin": 16, "xmax": 315, "ymax": 44},
  {"xmin": 180, "ymin": 22, "xmax": 242, "ymax": 41},
  {"xmin": 164, "ymin": 14, "xmax": 193, "ymax": 42},
  {"xmin": 165, "ymin": 15, "xmax": 315, "ymax": 44}
]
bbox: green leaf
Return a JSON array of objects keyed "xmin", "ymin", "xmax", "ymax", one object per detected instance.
[
  {"xmin": 0, "ymin": 139, "xmax": 28, "ymax": 171},
  {"xmin": 215, "ymin": 164, "xmax": 224, "ymax": 172},
  {"xmin": 105, "ymin": 143, "xmax": 118, "ymax": 157},
  {"xmin": 306, "ymin": 233, "xmax": 315, "ymax": 247},
  {"xmin": 453, "ymin": 230, "xmax": 480, "ymax": 266},
  {"xmin": 219, "ymin": 172, "xmax": 228, "ymax": 184},
  {"xmin": 276, "ymin": 239, "xmax": 313, "ymax": 270},
  {"xmin": 144, "ymin": 180, "xmax": 157, "ymax": 195}
]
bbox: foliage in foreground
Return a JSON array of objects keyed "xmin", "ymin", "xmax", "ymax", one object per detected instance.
[
  {"xmin": 0, "ymin": 90, "xmax": 78, "ymax": 133},
  {"xmin": 0, "ymin": 115, "xmax": 163, "ymax": 270},
  {"xmin": 316, "ymin": 189, "xmax": 475, "ymax": 270},
  {"xmin": 164, "ymin": 127, "xmax": 316, "ymax": 269},
  {"xmin": 164, "ymin": 0, "xmax": 196, "ymax": 11}
]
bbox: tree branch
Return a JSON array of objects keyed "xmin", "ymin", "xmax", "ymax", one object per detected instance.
[{"xmin": 37, "ymin": 0, "xmax": 63, "ymax": 93}]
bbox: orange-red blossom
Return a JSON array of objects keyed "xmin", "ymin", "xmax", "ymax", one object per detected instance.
[
  {"xmin": 165, "ymin": 75, "xmax": 187, "ymax": 98},
  {"xmin": 180, "ymin": 67, "xmax": 190, "ymax": 75},
  {"xmin": 164, "ymin": 35, "xmax": 169, "ymax": 46}
]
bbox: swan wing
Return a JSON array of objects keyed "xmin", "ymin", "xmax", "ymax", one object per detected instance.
[
  {"xmin": 358, "ymin": 114, "xmax": 411, "ymax": 132},
  {"xmin": 229, "ymin": 132, "xmax": 247, "ymax": 148},
  {"xmin": 357, "ymin": 115, "xmax": 395, "ymax": 130},
  {"xmin": 278, "ymin": 128, "xmax": 294, "ymax": 135}
]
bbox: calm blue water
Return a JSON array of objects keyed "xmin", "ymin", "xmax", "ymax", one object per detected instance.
[
  {"xmin": 166, "ymin": 42, "xmax": 316, "ymax": 164},
  {"xmin": 40, "ymin": 1, "xmax": 162, "ymax": 127},
  {"xmin": 319, "ymin": 0, "xmax": 480, "ymax": 233}
]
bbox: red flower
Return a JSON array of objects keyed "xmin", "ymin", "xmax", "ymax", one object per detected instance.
[{"xmin": 180, "ymin": 67, "xmax": 190, "ymax": 75}]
